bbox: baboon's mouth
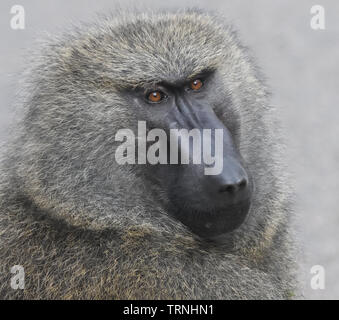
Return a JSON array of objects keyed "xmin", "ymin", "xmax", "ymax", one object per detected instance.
[{"xmin": 172, "ymin": 200, "xmax": 251, "ymax": 239}]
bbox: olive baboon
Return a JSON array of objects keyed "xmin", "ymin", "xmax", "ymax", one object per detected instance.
[{"xmin": 0, "ymin": 10, "xmax": 298, "ymax": 299}]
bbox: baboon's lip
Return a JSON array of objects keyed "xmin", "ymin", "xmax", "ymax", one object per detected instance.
[{"xmin": 174, "ymin": 201, "xmax": 251, "ymax": 239}]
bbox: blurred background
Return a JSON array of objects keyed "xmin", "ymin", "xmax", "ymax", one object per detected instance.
[{"xmin": 0, "ymin": 0, "xmax": 338, "ymax": 299}]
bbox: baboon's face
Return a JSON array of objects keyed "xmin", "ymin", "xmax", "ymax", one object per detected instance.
[
  {"xmin": 123, "ymin": 70, "xmax": 253, "ymax": 239},
  {"xmin": 58, "ymin": 14, "xmax": 256, "ymax": 239}
]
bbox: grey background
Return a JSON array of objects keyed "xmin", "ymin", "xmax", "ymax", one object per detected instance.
[{"xmin": 0, "ymin": 0, "xmax": 338, "ymax": 299}]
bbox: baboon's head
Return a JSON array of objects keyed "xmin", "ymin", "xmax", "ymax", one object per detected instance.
[{"xmin": 20, "ymin": 11, "xmax": 281, "ymax": 242}]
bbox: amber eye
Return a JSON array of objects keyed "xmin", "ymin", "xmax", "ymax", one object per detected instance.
[
  {"xmin": 190, "ymin": 79, "xmax": 203, "ymax": 91},
  {"xmin": 147, "ymin": 91, "xmax": 165, "ymax": 103}
]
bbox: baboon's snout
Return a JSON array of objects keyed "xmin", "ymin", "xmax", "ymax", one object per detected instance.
[
  {"xmin": 171, "ymin": 144, "xmax": 253, "ymax": 238},
  {"xmin": 164, "ymin": 102, "xmax": 253, "ymax": 238}
]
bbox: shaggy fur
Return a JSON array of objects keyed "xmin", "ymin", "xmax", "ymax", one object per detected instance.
[{"xmin": 0, "ymin": 10, "xmax": 297, "ymax": 299}]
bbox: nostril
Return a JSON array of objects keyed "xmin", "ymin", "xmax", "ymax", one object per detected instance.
[
  {"xmin": 218, "ymin": 178, "xmax": 247, "ymax": 194},
  {"xmin": 219, "ymin": 184, "xmax": 236, "ymax": 194},
  {"xmin": 238, "ymin": 178, "xmax": 247, "ymax": 189}
]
